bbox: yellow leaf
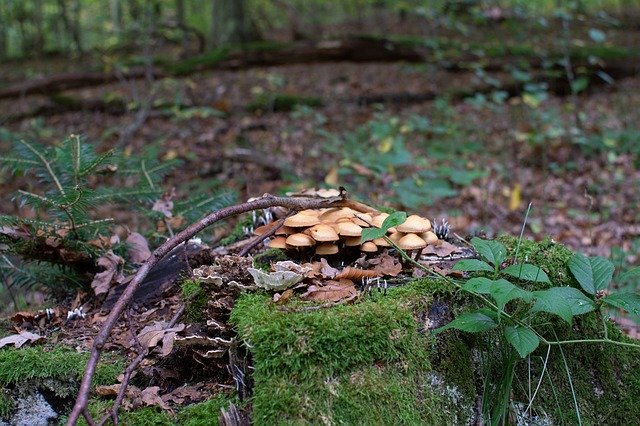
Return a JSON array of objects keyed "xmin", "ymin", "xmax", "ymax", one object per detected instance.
[
  {"xmin": 378, "ymin": 136, "xmax": 394, "ymax": 153},
  {"xmin": 509, "ymin": 183, "xmax": 522, "ymax": 212},
  {"xmin": 522, "ymin": 93, "xmax": 541, "ymax": 109},
  {"xmin": 162, "ymin": 149, "xmax": 178, "ymax": 161},
  {"xmin": 324, "ymin": 167, "xmax": 339, "ymax": 186}
]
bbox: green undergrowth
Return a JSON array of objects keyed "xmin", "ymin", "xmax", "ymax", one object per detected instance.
[
  {"xmin": 229, "ymin": 238, "xmax": 640, "ymax": 424},
  {"xmin": 247, "ymin": 93, "xmax": 323, "ymax": 113},
  {"xmin": 0, "ymin": 346, "xmax": 122, "ymax": 421},
  {"xmin": 80, "ymin": 393, "xmax": 236, "ymax": 426}
]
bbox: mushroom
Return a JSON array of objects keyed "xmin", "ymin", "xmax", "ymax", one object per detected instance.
[
  {"xmin": 361, "ymin": 241, "xmax": 378, "ymax": 253},
  {"xmin": 319, "ymin": 207, "xmax": 356, "ymax": 222},
  {"xmin": 396, "ymin": 215, "xmax": 431, "ymax": 234},
  {"xmin": 398, "ymin": 233, "xmax": 427, "ymax": 261},
  {"xmin": 306, "ymin": 224, "xmax": 340, "ymax": 242},
  {"xmin": 285, "ymin": 233, "xmax": 315, "ymax": 248},
  {"xmin": 315, "ymin": 243, "xmax": 339, "ymax": 255},
  {"xmin": 335, "ymin": 221, "xmax": 363, "ymax": 237},
  {"xmin": 372, "ymin": 237, "xmax": 391, "ymax": 247},
  {"xmin": 342, "ymin": 236, "xmax": 362, "ymax": 246},
  {"xmin": 420, "ymin": 231, "xmax": 439, "ymax": 245},
  {"xmin": 284, "ymin": 211, "xmax": 320, "ymax": 228},
  {"xmin": 268, "ymin": 236, "xmax": 288, "ymax": 249}
]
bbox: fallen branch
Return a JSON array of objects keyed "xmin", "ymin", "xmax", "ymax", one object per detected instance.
[{"xmin": 67, "ymin": 192, "xmax": 364, "ymax": 425}]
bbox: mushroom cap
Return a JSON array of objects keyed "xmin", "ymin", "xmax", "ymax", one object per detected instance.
[
  {"xmin": 371, "ymin": 213, "xmax": 390, "ymax": 228},
  {"xmin": 319, "ymin": 207, "xmax": 356, "ymax": 222},
  {"xmin": 315, "ymin": 243, "xmax": 339, "ymax": 255},
  {"xmin": 307, "ymin": 224, "xmax": 340, "ymax": 242},
  {"xmin": 343, "ymin": 236, "xmax": 362, "ymax": 246},
  {"xmin": 387, "ymin": 232, "xmax": 405, "ymax": 244},
  {"xmin": 350, "ymin": 216, "xmax": 371, "ymax": 227},
  {"xmin": 373, "ymin": 237, "xmax": 392, "ymax": 247},
  {"xmin": 275, "ymin": 225, "xmax": 296, "ymax": 235},
  {"xmin": 353, "ymin": 213, "xmax": 374, "ymax": 226},
  {"xmin": 253, "ymin": 223, "xmax": 273, "ymax": 236},
  {"xmin": 335, "ymin": 221, "xmax": 363, "ymax": 237},
  {"xmin": 361, "ymin": 241, "xmax": 378, "ymax": 252},
  {"xmin": 268, "ymin": 236, "xmax": 288, "ymax": 249},
  {"xmin": 285, "ymin": 233, "xmax": 315, "ymax": 247},
  {"xmin": 398, "ymin": 233, "xmax": 427, "ymax": 250},
  {"xmin": 420, "ymin": 231, "xmax": 439, "ymax": 244},
  {"xmin": 396, "ymin": 215, "xmax": 431, "ymax": 233},
  {"xmin": 284, "ymin": 211, "xmax": 320, "ymax": 227}
]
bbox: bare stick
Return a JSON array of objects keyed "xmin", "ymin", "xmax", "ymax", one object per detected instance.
[{"xmin": 67, "ymin": 193, "xmax": 358, "ymax": 425}]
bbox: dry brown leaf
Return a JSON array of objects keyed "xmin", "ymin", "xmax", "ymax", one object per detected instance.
[
  {"xmin": 274, "ymin": 289, "xmax": 294, "ymax": 304},
  {"xmin": 335, "ymin": 266, "xmax": 378, "ymax": 280},
  {"xmin": 91, "ymin": 251, "xmax": 125, "ymax": 296},
  {"xmin": 302, "ymin": 279, "xmax": 357, "ymax": 302},
  {"xmin": 141, "ymin": 386, "xmax": 173, "ymax": 414},
  {"xmin": 0, "ymin": 331, "xmax": 44, "ymax": 349},
  {"xmin": 320, "ymin": 258, "xmax": 339, "ymax": 278},
  {"xmin": 126, "ymin": 232, "xmax": 151, "ymax": 263},
  {"xmin": 136, "ymin": 321, "xmax": 185, "ymax": 356},
  {"xmin": 152, "ymin": 189, "xmax": 176, "ymax": 218},
  {"xmin": 423, "ymin": 241, "xmax": 462, "ymax": 257},
  {"xmin": 371, "ymin": 252, "xmax": 403, "ymax": 277},
  {"xmin": 163, "ymin": 385, "xmax": 203, "ymax": 404}
]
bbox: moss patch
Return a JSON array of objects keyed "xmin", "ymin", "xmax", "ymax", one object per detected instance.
[
  {"xmin": 181, "ymin": 278, "xmax": 207, "ymax": 322},
  {"xmin": 231, "ymin": 279, "xmax": 475, "ymax": 425},
  {"xmin": 252, "ymin": 248, "xmax": 289, "ymax": 271}
]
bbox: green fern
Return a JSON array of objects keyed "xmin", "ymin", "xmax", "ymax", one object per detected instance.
[{"xmin": 0, "ymin": 135, "xmax": 236, "ymax": 291}]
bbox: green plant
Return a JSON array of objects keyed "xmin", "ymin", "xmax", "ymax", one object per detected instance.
[{"xmin": 0, "ymin": 136, "xmax": 234, "ymax": 293}]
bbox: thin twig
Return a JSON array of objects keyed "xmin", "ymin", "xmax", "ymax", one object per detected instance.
[
  {"xmin": 67, "ymin": 193, "xmax": 361, "ymax": 425},
  {"xmin": 238, "ymin": 214, "xmax": 290, "ymax": 257}
]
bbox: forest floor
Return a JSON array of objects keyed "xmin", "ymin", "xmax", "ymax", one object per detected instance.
[{"xmin": 0, "ymin": 13, "xmax": 639, "ymax": 423}]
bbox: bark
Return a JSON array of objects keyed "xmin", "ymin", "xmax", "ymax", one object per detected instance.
[{"xmin": 210, "ymin": 0, "xmax": 260, "ymax": 47}]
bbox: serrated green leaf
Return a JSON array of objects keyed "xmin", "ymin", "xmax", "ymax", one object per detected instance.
[
  {"xmin": 454, "ymin": 259, "xmax": 494, "ymax": 272},
  {"xmin": 502, "ymin": 264, "xmax": 550, "ymax": 283},
  {"xmin": 531, "ymin": 288, "xmax": 575, "ymax": 323},
  {"xmin": 568, "ymin": 253, "xmax": 614, "ymax": 295},
  {"xmin": 602, "ymin": 292, "xmax": 640, "ymax": 316},
  {"xmin": 471, "ymin": 237, "xmax": 506, "ymax": 267},
  {"xmin": 433, "ymin": 310, "xmax": 498, "ymax": 334},
  {"xmin": 552, "ymin": 286, "xmax": 596, "ymax": 316},
  {"xmin": 489, "ymin": 279, "xmax": 533, "ymax": 311},
  {"xmin": 618, "ymin": 267, "xmax": 640, "ymax": 283},
  {"xmin": 505, "ymin": 326, "xmax": 540, "ymax": 358}
]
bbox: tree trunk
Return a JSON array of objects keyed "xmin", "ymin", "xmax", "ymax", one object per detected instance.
[
  {"xmin": 110, "ymin": 0, "xmax": 122, "ymax": 34},
  {"xmin": 56, "ymin": 0, "xmax": 83, "ymax": 54},
  {"xmin": 210, "ymin": 0, "xmax": 260, "ymax": 47},
  {"xmin": 34, "ymin": 0, "xmax": 45, "ymax": 54}
]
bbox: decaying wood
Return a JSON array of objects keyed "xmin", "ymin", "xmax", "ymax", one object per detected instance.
[{"xmin": 67, "ymin": 192, "xmax": 368, "ymax": 425}]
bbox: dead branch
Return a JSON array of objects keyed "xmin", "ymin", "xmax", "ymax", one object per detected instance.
[{"xmin": 67, "ymin": 192, "xmax": 363, "ymax": 425}]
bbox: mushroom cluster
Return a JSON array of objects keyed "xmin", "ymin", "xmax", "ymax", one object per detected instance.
[{"xmin": 254, "ymin": 208, "xmax": 438, "ymax": 256}]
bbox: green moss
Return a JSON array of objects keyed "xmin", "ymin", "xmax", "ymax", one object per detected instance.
[
  {"xmin": 0, "ymin": 389, "xmax": 12, "ymax": 418},
  {"xmin": 177, "ymin": 394, "xmax": 236, "ymax": 425},
  {"xmin": 0, "ymin": 346, "xmax": 120, "ymax": 387},
  {"xmin": 79, "ymin": 400, "xmax": 173, "ymax": 426},
  {"xmin": 247, "ymin": 93, "xmax": 323, "ymax": 113},
  {"xmin": 252, "ymin": 248, "xmax": 289, "ymax": 271},
  {"xmin": 498, "ymin": 235, "xmax": 575, "ymax": 287},
  {"xmin": 231, "ymin": 280, "xmax": 475, "ymax": 425},
  {"xmin": 167, "ymin": 47, "xmax": 231, "ymax": 75},
  {"xmin": 181, "ymin": 279, "xmax": 207, "ymax": 322}
]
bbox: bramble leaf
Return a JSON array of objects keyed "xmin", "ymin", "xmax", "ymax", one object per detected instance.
[
  {"xmin": 505, "ymin": 326, "xmax": 540, "ymax": 358},
  {"xmin": 433, "ymin": 310, "xmax": 498, "ymax": 334},
  {"xmin": 568, "ymin": 253, "xmax": 614, "ymax": 295},
  {"xmin": 602, "ymin": 292, "xmax": 640, "ymax": 316},
  {"xmin": 453, "ymin": 259, "xmax": 494, "ymax": 273},
  {"xmin": 502, "ymin": 264, "xmax": 550, "ymax": 283},
  {"xmin": 530, "ymin": 288, "xmax": 575, "ymax": 323},
  {"xmin": 471, "ymin": 238, "xmax": 506, "ymax": 267}
]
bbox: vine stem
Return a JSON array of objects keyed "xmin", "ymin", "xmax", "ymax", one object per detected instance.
[{"xmin": 66, "ymin": 192, "xmax": 370, "ymax": 425}]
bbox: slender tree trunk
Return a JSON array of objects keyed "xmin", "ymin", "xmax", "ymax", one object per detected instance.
[
  {"xmin": 57, "ymin": 0, "xmax": 83, "ymax": 54},
  {"xmin": 34, "ymin": 0, "xmax": 45, "ymax": 54},
  {"xmin": 210, "ymin": 0, "xmax": 260, "ymax": 47},
  {"xmin": 111, "ymin": 0, "xmax": 122, "ymax": 34},
  {"xmin": 0, "ymin": 2, "xmax": 7, "ymax": 59}
]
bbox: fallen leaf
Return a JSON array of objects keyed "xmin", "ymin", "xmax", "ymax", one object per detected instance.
[
  {"xmin": 141, "ymin": 386, "xmax": 173, "ymax": 414},
  {"xmin": 372, "ymin": 252, "xmax": 403, "ymax": 277},
  {"xmin": 302, "ymin": 279, "xmax": 357, "ymax": 302},
  {"xmin": 274, "ymin": 289, "xmax": 294, "ymax": 305},
  {"xmin": 152, "ymin": 189, "xmax": 176, "ymax": 218},
  {"xmin": 126, "ymin": 232, "xmax": 151, "ymax": 263},
  {"xmin": 423, "ymin": 241, "xmax": 461, "ymax": 258},
  {"xmin": 320, "ymin": 258, "xmax": 339, "ymax": 278},
  {"xmin": 324, "ymin": 167, "xmax": 339, "ymax": 186},
  {"xmin": 509, "ymin": 183, "xmax": 522, "ymax": 211},
  {"xmin": 163, "ymin": 385, "xmax": 203, "ymax": 404},
  {"xmin": 335, "ymin": 266, "xmax": 378, "ymax": 280},
  {"xmin": 91, "ymin": 251, "xmax": 125, "ymax": 296},
  {"xmin": 136, "ymin": 321, "xmax": 185, "ymax": 356},
  {"xmin": 0, "ymin": 331, "xmax": 44, "ymax": 349}
]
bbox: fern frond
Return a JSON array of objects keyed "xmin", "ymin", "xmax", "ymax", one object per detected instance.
[
  {"xmin": 78, "ymin": 149, "xmax": 115, "ymax": 178},
  {"xmin": 173, "ymin": 190, "xmax": 237, "ymax": 221}
]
